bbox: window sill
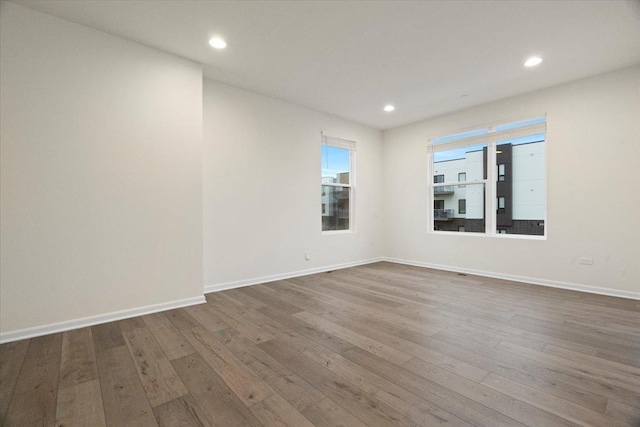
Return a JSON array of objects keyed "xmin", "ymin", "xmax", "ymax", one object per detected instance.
[
  {"xmin": 429, "ymin": 230, "xmax": 546, "ymax": 240},
  {"xmin": 322, "ymin": 229, "xmax": 354, "ymax": 235}
]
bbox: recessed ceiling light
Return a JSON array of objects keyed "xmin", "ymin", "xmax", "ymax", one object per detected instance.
[
  {"xmin": 524, "ymin": 56, "xmax": 542, "ymax": 67},
  {"xmin": 209, "ymin": 37, "xmax": 227, "ymax": 49},
  {"xmin": 383, "ymin": 105, "xmax": 395, "ymax": 112}
]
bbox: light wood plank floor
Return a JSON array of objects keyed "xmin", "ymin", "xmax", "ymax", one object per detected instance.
[{"xmin": 1, "ymin": 262, "xmax": 639, "ymax": 426}]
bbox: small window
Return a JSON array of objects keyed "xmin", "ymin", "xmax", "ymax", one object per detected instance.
[
  {"xmin": 458, "ymin": 172, "xmax": 466, "ymax": 188},
  {"xmin": 434, "ymin": 174, "xmax": 445, "ymax": 184},
  {"xmin": 498, "ymin": 197, "xmax": 505, "ymax": 209},
  {"xmin": 434, "ymin": 200, "xmax": 445, "ymax": 210},
  {"xmin": 321, "ymin": 134, "xmax": 355, "ymax": 231},
  {"xmin": 498, "ymin": 164, "xmax": 506, "ymax": 181},
  {"xmin": 458, "ymin": 199, "xmax": 466, "ymax": 215},
  {"xmin": 458, "ymin": 226, "xmax": 465, "ymax": 232},
  {"xmin": 498, "ymin": 228, "xmax": 507, "ymax": 234}
]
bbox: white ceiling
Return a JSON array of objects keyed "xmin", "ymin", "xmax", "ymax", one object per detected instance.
[{"xmin": 13, "ymin": 0, "xmax": 640, "ymax": 130}]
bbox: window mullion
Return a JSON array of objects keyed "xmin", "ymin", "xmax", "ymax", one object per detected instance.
[
  {"xmin": 427, "ymin": 148, "xmax": 434, "ymax": 232},
  {"xmin": 486, "ymin": 141, "xmax": 497, "ymax": 236}
]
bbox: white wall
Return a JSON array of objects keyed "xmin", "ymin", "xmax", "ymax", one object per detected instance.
[
  {"xmin": 203, "ymin": 80, "xmax": 383, "ymax": 289},
  {"xmin": 0, "ymin": 3, "xmax": 204, "ymax": 335},
  {"xmin": 383, "ymin": 65, "xmax": 640, "ymax": 295}
]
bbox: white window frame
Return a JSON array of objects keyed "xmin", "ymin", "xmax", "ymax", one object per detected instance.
[
  {"xmin": 321, "ymin": 132, "xmax": 356, "ymax": 234},
  {"xmin": 427, "ymin": 116, "xmax": 547, "ymax": 240}
]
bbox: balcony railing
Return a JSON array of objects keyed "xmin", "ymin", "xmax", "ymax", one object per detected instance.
[
  {"xmin": 434, "ymin": 209, "xmax": 454, "ymax": 221},
  {"xmin": 434, "ymin": 186, "xmax": 455, "ymax": 195}
]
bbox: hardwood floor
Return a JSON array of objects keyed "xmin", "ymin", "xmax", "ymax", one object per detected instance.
[{"xmin": 1, "ymin": 262, "xmax": 639, "ymax": 426}]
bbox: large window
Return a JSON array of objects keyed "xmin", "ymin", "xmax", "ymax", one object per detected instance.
[
  {"xmin": 321, "ymin": 133, "xmax": 355, "ymax": 231},
  {"xmin": 428, "ymin": 117, "xmax": 546, "ymax": 237}
]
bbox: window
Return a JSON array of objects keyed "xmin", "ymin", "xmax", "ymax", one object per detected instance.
[
  {"xmin": 429, "ymin": 116, "xmax": 546, "ymax": 237},
  {"xmin": 321, "ymin": 133, "xmax": 355, "ymax": 231},
  {"xmin": 458, "ymin": 199, "xmax": 466, "ymax": 215},
  {"xmin": 498, "ymin": 164, "xmax": 505, "ymax": 181},
  {"xmin": 497, "ymin": 196, "xmax": 506, "ymax": 214},
  {"xmin": 458, "ymin": 172, "xmax": 466, "ymax": 188}
]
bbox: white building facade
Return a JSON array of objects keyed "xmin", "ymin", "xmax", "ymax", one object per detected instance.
[{"xmin": 433, "ymin": 141, "xmax": 545, "ymax": 234}]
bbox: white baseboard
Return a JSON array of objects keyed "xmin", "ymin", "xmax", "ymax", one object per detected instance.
[
  {"xmin": 0, "ymin": 295, "xmax": 206, "ymax": 344},
  {"xmin": 383, "ymin": 257, "xmax": 640, "ymax": 301},
  {"xmin": 204, "ymin": 257, "xmax": 384, "ymax": 294},
  {"xmin": 5, "ymin": 255, "xmax": 634, "ymax": 344}
]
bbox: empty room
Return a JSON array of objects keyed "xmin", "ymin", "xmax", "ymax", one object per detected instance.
[{"xmin": 1, "ymin": 1, "xmax": 639, "ymax": 426}]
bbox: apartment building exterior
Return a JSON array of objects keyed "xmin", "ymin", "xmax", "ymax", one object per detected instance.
[
  {"xmin": 433, "ymin": 141, "xmax": 545, "ymax": 235},
  {"xmin": 322, "ymin": 171, "xmax": 350, "ymax": 230}
]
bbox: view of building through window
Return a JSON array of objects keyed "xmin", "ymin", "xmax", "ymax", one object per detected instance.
[
  {"xmin": 321, "ymin": 143, "xmax": 352, "ymax": 231},
  {"xmin": 431, "ymin": 118, "xmax": 545, "ymax": 236}
]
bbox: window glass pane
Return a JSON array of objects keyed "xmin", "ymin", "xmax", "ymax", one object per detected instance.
[
  {"xmin": 495, "ymin": 137, "xmax": 545, "ymax": 236},
  {"xmin": 433, "ymin": 144, "xmax": 488, "ymax": 182},
  {"xmin": 433, "ymin": 129, "xmax": 487, "ymax": 144},
  {"xmin": 321, "ymin": 145, "xmax": 350, "ymax": 183},
  {"xmin": 433, "ymin": 183, "xmax": 485, "ymax": 233},
  {"xmin": 321, "ymin": 185, "xmax": 350, "ymax": 231},
  {"xmin": 495, "ymin": 117, "xmax": 545, "ymax": 132}
]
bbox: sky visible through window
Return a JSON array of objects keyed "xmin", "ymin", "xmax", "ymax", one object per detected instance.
[
  {"xmin": 321, "ymin": 145, "xmax": 350, "ymax": 179},
  {"xmin": 433, "ymin": 117, "xmax": 545, "ymax": 162},
  {"xmin": 495, "ymin": 117, "xmax": 545, "ymax": 132}
]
